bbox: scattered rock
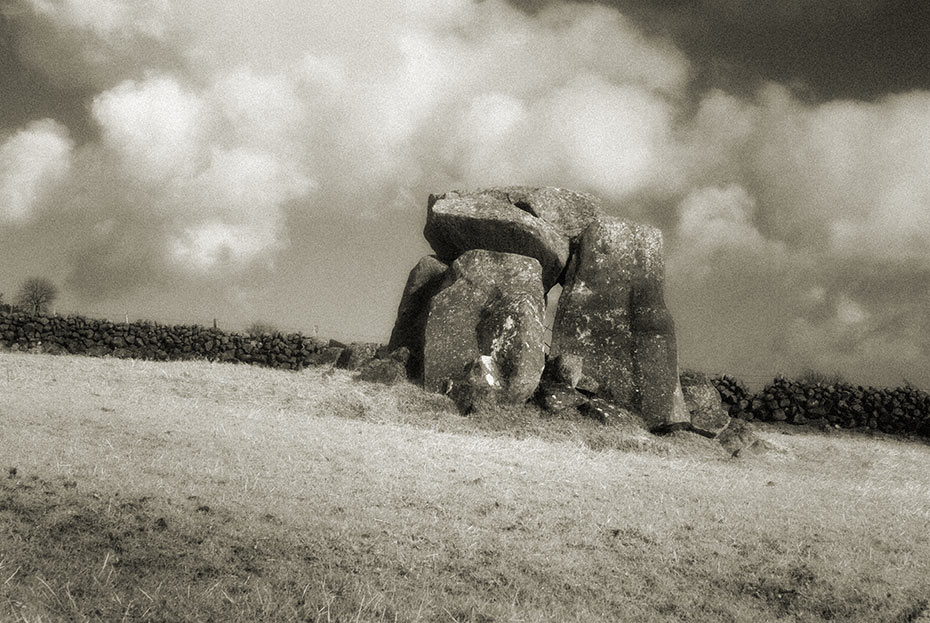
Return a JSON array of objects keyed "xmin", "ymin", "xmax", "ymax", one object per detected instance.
[
  {"xmin": 386, "ymin": 256, "xmax": 449, "ymax": 380},
  {"xmin": 307, "ymin": 346, "xmax": 344, "ymax": 367},
  {"xmin": 386, "ymin": 346, "xmax": 410, "ymax": 365},
  {"xmin": 579, "ymin": 398, "xmax": 635, "ymax": 425},
  {"xmin": 448, "ymin": 355, "xmax": 505, "ymax": 414},
  {"xmin": 337, "ymin": 342, "xmax": 380, "ymax": 371},
  {"xmin": 543, "ymin": 353, "xmax": 585, "ymax": 388},
  {"xmin": 536, "ymin": 383, "xmax": 589, "ymax": 416},
  {"xmin": 575, "ymin": 374, "xmax": 600, "ymax": 396},
  {"xmin": 356, "ymin": 357, "xmax": 408, "ymax": 385},
  {"xmin": 423, "ymin": 250, "xmax": 546, "ymax": 405},
  {"xmin": 680, "ymin": 372, "xmax": 731, "ymax": 438},
  {"xmin": 717, "ymin": 419, "xmax": 768, "ymax": 457}
]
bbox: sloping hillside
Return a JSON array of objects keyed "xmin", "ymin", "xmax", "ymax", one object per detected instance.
[{"xmin": 2, "ymin": 352, "xmax": 929, "ymax": 622}]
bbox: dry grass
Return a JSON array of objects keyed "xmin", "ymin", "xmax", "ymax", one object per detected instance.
[{"xmin": 1, "ymin": 352, "xmax": 930, "ymax": 622}]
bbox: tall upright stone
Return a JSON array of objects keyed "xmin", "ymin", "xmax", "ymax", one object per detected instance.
[
  {"xmin": 551, "ymin": 216, "xmax": 688, "ymax": 430},
  {"xmin": 423, "ymin": 250, "xmax": 546, "ymax": 405},
  {"xmin": 387, "ymin": 256, "xmax": 448, "ymax": 380}
]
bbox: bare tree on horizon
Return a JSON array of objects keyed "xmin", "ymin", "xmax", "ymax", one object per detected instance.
[{"xmin": 15, "ymin": 277, "xmax": 58, "ymax": 316}]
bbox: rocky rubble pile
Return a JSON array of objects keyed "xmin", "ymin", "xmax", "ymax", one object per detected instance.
[
  {"xmin": 711, "ymin": 374, "xmax": 930, "ymax": 437},
  {"xmin": 0, "ymin": 310, "xmax": 383, "ymax": 373}
]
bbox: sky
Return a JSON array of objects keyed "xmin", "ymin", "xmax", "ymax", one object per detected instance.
[{"xmin": 1, "ymin": 0, "xmax": 929, "ymax": 388}]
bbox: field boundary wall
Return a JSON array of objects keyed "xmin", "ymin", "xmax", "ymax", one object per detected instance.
[{"xmin": 0, "ymin": 310, "xmax": 371, "ymax": 371}]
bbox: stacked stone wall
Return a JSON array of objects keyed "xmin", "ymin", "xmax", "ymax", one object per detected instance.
[
  {"xmin": 712, "ymin": 374, "xmax": 930, "ymax": 438},
  {"xmin": 0, "ymin": 310, "xmax": 356, "ymax": 371}
]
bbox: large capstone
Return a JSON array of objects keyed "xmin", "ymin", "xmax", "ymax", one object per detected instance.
[
  {"xmin": 423, "ymin": 250, "xmax": 546, "ymax": 405},
  {"xmin": 387, "ymin": 255, "xmax": 449, "ymax": 380},
  {"xmin": 490, "ymin": 186, "xmax": 604, "ymax": 241},
  {"xmin": 424, "ymin": 189, "xmax": 573, "ymax": 290},
  {"xmin": 550, "ymin": 216, "xmax": 688, "ymax": 430}
]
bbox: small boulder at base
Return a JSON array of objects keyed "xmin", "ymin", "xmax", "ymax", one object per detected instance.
[
  {"xmin": 717, "ymin": 419, "xmax": 769, "ymax": 457},
  {"xmin": 387, "ymin": 256, "xmax": 449, "ymax": 380},
  {"xmin": 579, "ymin": 398, "xmax": 635, "ymax": 425},
  {"xmin": 449, "ymin": 355, "xmax": 504, "ymax": 414},
  {"xmin": 307, "ymin": 346, "xmax": 344, "ymax": 367},
  {"xmin": 551, "ymin": 216, "xmax": 689, "ymax": 431},
  {"xmin": 542, "ymin": 353, "xmax": 586, "ymax": 389},
  {"xmin": 356, "ymin": 357, "xmax": 407, "ymax": 385},
  {"xmin": 424, "ymin": 190, "xmax": 571, "ymax": 290},
  {"xmin": 536, "ymin": 383, "xmax": 589, "ymax": 416},
  {"xmin": 337, "ymin": 342, "xmax": 380, "ymax": 371},
  {"xmin": 423, "ymin": 250, "xmax": 546, "ymax": 406},
  {"xmin": 680, "ymin": 371, "xmax": 731, "ymax": 438}
]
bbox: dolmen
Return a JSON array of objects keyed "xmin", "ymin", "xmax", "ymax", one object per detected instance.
[{"xmin": 387, "ymin": 187, "xmax": 689, "ymax": 431}]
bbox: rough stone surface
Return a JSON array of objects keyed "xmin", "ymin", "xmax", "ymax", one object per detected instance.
[
  {"xmin": 543, "ymin": 353, "xmax": 585, "ymax": 389},
  {"xmin": 551, "ymin": 216, "xmax": 688, "ymax": 430},
  {"xmin": 717, "ymin": 419, "xmax": 768, "ymax": 457},
  {"xmin": 536, "ymin": 383, "xmax": 589, "ymax": 415},
  {"xmin": 681, "ymin": 373, "xmax": 731, "ymax": 438},
  {"xmin": 387, "ymin": 256, "xmax": 448, "ymax": 379},
  {"xmin": 307, "ymin": 346, "xmax": 344, "ymax": 367},
  {"xmin": 337, "ymin": 342, "xmax": 380, "ymax": 371},
  {"xmin": 356, "ymin": 358, "xmax": 408, "ymax": 385},
  {"xmin": 579, "ymin": 398, "xmax": 635, "ymax": 425},
  {"xmin": 449, "ymin": 355, "xmax": 504, "ymax": 414},
  {"xmin": 423, "ymin": 250, "xmax": 546, "ymax": 405},
  {"xmin": 424, "ymin": 190, "xmax": 571, "ymax": 290},
  {"xmin": 492, "ymin": 186, "xmax": 604, "ymax": 240}
]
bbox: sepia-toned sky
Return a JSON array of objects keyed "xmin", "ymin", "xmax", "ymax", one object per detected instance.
[{"xmin": 2, "ymin": 0, "xmax": 929, "ymax": 387}]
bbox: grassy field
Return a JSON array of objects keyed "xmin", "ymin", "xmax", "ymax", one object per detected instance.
[{"xmin": 1, "ymin": 352, "xmax": 929, "ymax": 622}]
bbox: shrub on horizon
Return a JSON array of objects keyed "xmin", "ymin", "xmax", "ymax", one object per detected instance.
[{"xmin": 247, "ymin": 321, "xmax": 279, "ymax": 336}]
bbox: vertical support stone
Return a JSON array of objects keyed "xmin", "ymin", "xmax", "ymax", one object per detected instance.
[
  {"xmin": 387, "ymin": 256, "xmax": 448, "ymax": 380},
  {"xmin": 423, "ymin": 250, "xmax": 546, "ymax": 405},
  {"xmin": 551, "ymin": 216, "xmax": 688, "ymax": 430}
]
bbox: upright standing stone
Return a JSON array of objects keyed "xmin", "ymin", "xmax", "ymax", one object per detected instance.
[
  {"xmin": 387, "ymin": 256, "xmax": 448, "ymax": 380},
  {"xmin": 629, "ymin": 226, "xmax": 689, "ymax": 430},
  {"xmin": 423, "ymin": 250, "xmax": 546, "ymax": 405},
  {"xmin": 551, "ymin": 216, "xmax": 688, "ymax": 430}
]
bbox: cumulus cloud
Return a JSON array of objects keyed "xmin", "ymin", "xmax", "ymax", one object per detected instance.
[
  {"xmin": 666, "ymin": 84, "xmax": 930, "ymax": 385},
  {"xmin": 92, "ymin": 77, "xmax": 207, "ymax": 186},
  {"xmin": 13, "ymin": 0, "xmax": 175, "ymax": 88},
  {"xmin": 0, "ymin": 119, "xmax": 72, "ymax": 224},
  {"xmin": 5, "ymin": 0, "xmax": 930, "ymax": 384}
]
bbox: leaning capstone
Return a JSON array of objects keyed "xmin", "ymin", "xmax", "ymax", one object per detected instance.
[
  {"xmin": 551, "ymin": 216, "xmax": 688, "ymax": 430},
  {"xmin": 387, "ymin": 256, "xmax": 449, "ymax": 380},
  {"xmin": 424, "ymin": 190, "xmax": 571, "ymax": 290},
  {"xmin": 423, "ymin": 250, "xmax": 546, "ymax": 406}
]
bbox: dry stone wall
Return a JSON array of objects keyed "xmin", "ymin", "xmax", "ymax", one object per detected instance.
[
  {"xmin": 0, "ymin": 310, "xmax": 379, "ymax": 372},
  {"xmin": 711, "ymin": 374, "xmax": 930, "ymax": 438}
]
